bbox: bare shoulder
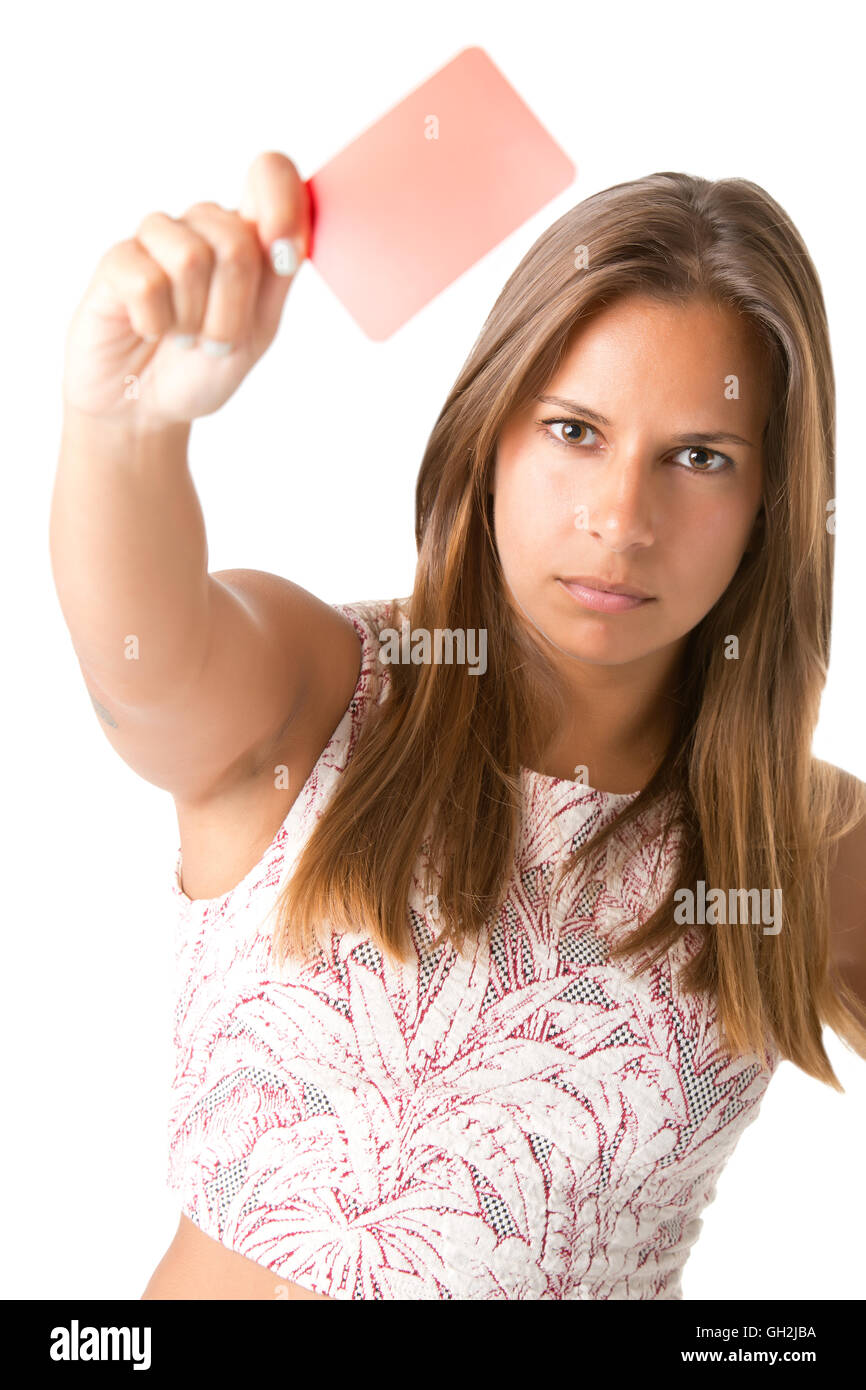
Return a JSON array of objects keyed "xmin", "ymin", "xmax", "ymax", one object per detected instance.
[
  {"xmin": 210, "ymin": 568, "xmax": 362, "ymax": 669},
  {"xmin": 82, "ymin": 566, "xmax": 364, "ymax": 812},
  {"xmin": 203, "ymin": 570, "xmax": 364, "ymax": 783},
  {"xmin": 171, "ymin": 577, "xmax": 364, "ymax": 902}
]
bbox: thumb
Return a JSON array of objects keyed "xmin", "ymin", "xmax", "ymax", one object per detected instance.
[{"xmin": 238, "ymin": 150, "xmax": 312, "ymax": 344}]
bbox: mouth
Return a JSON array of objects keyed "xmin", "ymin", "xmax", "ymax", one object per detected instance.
[{"xmin": 557, "ymin": 576, "xmax": 655, "ymax": 614}]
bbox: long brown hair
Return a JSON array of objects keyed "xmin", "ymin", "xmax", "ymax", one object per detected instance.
[{"xmin": 269, "ymin": 171, "xmax": 866, "ymax": 1090}]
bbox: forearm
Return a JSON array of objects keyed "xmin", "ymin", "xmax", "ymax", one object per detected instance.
[{"xmin": 49, "ymin": 406, "xmax": 210, "ymax": 708}]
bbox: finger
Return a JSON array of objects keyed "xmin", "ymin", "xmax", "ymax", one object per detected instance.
[
  {"xmin": 239, "ymin": 150, "xmax": 311, "ymax": 269},
  {"xmin": 134, "ymin": 211, "xmax": 215, "ymax": 339},
  {"xmin": 239, "ymin": 151, "xmax": 311, "ymax": 339},
  {"xmin": 89, "ymin": 238, "xmax": 174, "ymax": 341},
  {"xmin": 176, "ymin": 201, "xmax": 263, "ymax": 352}
]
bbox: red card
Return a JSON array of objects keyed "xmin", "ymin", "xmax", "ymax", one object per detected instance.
[{"xmin": 304, "ymin": 47, "xmax": 577, "ymax": 340}]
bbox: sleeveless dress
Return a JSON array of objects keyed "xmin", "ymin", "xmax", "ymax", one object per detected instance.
[{"xmin": 166, "ymin": 596, "xmax": 780, "ymax": 1300}]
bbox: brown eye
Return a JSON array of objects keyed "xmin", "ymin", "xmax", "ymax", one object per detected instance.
[
  {"xmin": 686, "ymin": 448, "xmax": 713, "ymax": 470},
  {"xmin": 673, "ymin": 445, "xmax": 732, "ymax": 475},
  {"xmin": 542, "ymin": 418, "xmax": 598, "ymax": 449}
]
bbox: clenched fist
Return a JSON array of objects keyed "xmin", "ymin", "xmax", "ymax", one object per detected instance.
[{"xmin": 61, "ymin": 151, "xmax": 311, "ymax": 433}]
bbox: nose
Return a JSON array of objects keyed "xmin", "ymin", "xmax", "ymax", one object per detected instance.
[{"xmin": 575, "ymin": 455, "xmax": 656, "ymax": 551}]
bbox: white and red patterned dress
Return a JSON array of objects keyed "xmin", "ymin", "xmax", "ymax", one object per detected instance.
[{"xmin": 166, "ymin": 596, "xmax": 780, "ymax": 1299}]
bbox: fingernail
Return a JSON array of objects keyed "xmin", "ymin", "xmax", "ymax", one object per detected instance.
[
  {"xmin": 269, "ymin": 238, "xmax": 300, "ymax": 277},
  {"xmin": 172, "ymin": 334, "xmax": 197, "ymax": 349},
  {"xmin": 201, "ymin": 339, "xmax": 234, "ymax": 357}
]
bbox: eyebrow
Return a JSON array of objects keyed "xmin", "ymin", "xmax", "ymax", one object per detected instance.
[{"xmin": 536, "ymin": 395, "xmax": 757, "ymax": 449}]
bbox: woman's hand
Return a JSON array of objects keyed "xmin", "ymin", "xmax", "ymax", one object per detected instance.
[{"xmin": 61, "ymin": 151, "xmax": 311, "ymax": 433}]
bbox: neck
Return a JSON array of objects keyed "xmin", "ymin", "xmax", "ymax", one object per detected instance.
[{"xmin": 528, "ymin": 634, "xmax": 688, "ymax": 791}]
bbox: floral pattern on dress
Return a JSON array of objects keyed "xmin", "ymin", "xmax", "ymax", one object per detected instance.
[{"xmin": 166, "ymin": 597, "xmax": 780, "ymax": 1299}]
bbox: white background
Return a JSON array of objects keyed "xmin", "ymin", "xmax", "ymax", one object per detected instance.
[{"xmin": 2, "ymin": 0, "xmax": 864, "ymax": 1301}]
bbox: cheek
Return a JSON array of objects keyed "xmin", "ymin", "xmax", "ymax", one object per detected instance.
[
  {"xmin": 495, "ymin": 455, "xmax": 574, "ymax": 562},
  {"xmin": 665, "ymin": 498, "xmax": 755, "ymax": 597}
]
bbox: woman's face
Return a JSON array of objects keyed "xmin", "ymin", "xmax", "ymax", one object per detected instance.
[{"xmin": 490, "ymin": 293, "xmax": 771, "ymax": 671}]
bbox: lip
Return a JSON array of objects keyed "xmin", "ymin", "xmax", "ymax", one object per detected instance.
[
  {"xmin": 561, "ymin": 574, "xmax": 654, "ymax": 599},
  {"xmin": 558, "ymin": 576, "xmax": 655, "ymax": 614}
]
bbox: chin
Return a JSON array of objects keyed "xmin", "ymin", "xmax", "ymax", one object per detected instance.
[{"xmin": 523, "ymin": 612, "xmax": 630, "ymax": 663}]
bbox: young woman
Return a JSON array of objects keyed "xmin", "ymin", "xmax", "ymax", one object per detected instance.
[{"xmin": 50, "ymin": 153, "xmax": 866, "ymax": 1301}]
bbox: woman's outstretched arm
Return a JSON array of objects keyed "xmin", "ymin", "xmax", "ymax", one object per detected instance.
[{"xmin": 49, "ymin": 152, "xmax": 359, "ymax": 806}]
